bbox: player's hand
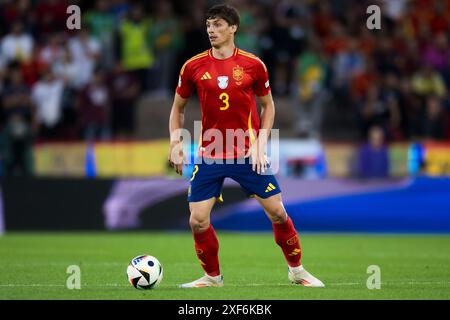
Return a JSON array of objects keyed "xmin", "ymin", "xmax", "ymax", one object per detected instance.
[
  {"xmin": 246, "ymin": 140, "xmax": 267, "ymax": 175},
  {"xmin": 168, "ymin": 140, "xmax": 185, "ymax": 176}
]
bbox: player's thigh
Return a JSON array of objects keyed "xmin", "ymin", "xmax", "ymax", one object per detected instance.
[
  {"xmin": 254, "ymin": 193, "xmax": 287, "ymax": 223},
  {"xmin": 229, "ymin": 160, "xmax": 281, "ymax": 199},
  {"xmin": 188, "ymin": 162, "xmax": 225, "ymax": 203}
]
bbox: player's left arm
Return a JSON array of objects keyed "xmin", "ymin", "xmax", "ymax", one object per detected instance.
[
  {"xmin": 257, "ymin": 92, "xmax": 275, "ymax": 145},
  {"xmin": 246, "ymin": 92, "xmax": 275, "ymax": 174},
  {"xmin": 248, "ymin": 58, "xmax": 275, "ymax": 174},
  {"xmin": 248, "ymin": 91, "xmax": 275, "ymax": 174}
]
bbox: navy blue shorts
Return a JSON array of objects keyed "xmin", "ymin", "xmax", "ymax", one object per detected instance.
[{"xmin": 187, "ymin": 157, "xmax": 281, "ymax": 202}]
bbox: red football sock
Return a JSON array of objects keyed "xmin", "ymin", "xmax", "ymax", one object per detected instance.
[
  {"xmin": 193, "ymin": 224, "xmax": 220, "ymax": 276},
  {"xmin": 272, "ymin": 216, "xmax": 302, "ymax": 267}
]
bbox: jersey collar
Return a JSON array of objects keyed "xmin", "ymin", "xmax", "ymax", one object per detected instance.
[{"xmin": 208, "ymin": 47, "xmax": 238, "ymax": 61}]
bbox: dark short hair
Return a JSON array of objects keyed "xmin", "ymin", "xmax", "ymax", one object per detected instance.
[{"xmin": 206, "ymin": 4, "xmax": 240, "ymax": 31}]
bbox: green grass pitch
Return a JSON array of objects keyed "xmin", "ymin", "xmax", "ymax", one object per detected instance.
[{"xmin": 0, "ymin": 232, "xmax": 449, "ymax": 299}]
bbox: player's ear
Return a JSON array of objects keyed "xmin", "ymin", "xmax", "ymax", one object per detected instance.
[{"xmin": 230, "ymin": 24, "xmax": 237, "ymax": 34}]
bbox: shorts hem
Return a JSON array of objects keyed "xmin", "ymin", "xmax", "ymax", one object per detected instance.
[
  {"xmin": 187, "ymin": 194, "xmax": 222, "ymax": 203},
  {"xmin": 247, "ymin": 189, "xmax": 281, "ymax": 199}
]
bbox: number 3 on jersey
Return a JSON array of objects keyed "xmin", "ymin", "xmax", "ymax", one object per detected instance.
[{"xmin": 219, "ymin": 92, "xmax": 230, "ymax": 111}]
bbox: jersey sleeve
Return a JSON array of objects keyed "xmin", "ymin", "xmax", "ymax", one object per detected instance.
[
  {"xmin": 253, "ymin": 58, "xmax": 271, "ymax": 97},
  {"xmin": 176, "ymin": 60, "xmax": 195, "ymax": 98}
]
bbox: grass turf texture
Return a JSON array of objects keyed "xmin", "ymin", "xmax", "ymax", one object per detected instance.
[{"xmin": 0, "ymin": 232, "xmax": 449, "ymax": 300}]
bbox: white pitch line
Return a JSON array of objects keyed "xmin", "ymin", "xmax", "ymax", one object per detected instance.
[
  {"xmin": 0, "ymin": 284, "xmax": 65, "ymax": 287},
  {"xmin": 1, "ymin": 281, "xmax": 449, "ymax": 288},
  {"xmin": 6, "ymin": 262, "xmax": 126, "ymax": 267}
]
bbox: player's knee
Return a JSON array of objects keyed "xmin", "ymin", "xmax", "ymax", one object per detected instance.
[
  {"xmin": 267, "ymin": 206, "xmax": 287, "ymax": 224},
  {"xmin": 189, "ymin": 215, "xmax": 210, "ymax": 233}
]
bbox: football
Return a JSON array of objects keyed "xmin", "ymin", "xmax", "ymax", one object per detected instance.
[{"xmin": 127, "ymin": 255, "xmax": 163, "ymax": 290}]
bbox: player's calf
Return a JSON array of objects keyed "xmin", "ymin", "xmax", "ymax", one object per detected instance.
[{"xmin": 272, "ymin": 216, "xmax": 302, "ymax": 267}]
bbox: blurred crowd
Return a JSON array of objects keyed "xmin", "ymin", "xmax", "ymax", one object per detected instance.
[
  {"xmin": 272, "ymin": 0, "xmax": 450, "ymax": 142},
  {"xmin": 0, "ymin": 0, "xmax": 449, "ymax": 176}
]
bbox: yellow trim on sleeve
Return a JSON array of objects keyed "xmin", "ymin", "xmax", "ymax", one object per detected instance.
[
  {"xmin": 238, "ymin": 50, "xmax": 268, "ymax": 72},
  {"xmin": 248, "ymin": 111, "xmax": 256, "ymax": 144},
  {"xmin": 180, "ymin": 51, "xmax": 208, "ymax": 75}
]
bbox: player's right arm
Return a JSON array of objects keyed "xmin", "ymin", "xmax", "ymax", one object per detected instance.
[
  {"xmin": 168, "ymin": 59, "xmax": 195, "ymax": 176},
  {"xmin": 168, "ymin": 93, "xmax": 188, "ymax": 175}
]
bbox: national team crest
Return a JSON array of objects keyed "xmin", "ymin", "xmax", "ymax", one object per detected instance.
[
  {"xmin": 217, "ymin": 76, "xmax": 228, "ymax": 89},
  {"xmin": 233, "ymin": 65, "xmax": 244, "ymax": 81}
]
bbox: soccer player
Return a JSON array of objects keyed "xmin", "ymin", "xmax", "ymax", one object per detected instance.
[{"xmin": 168, "ymin": 4, "xmax": 324, "ymax": 288}]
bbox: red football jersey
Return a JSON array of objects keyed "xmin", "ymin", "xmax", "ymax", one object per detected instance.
[{"xmin": 176, "ymin": 48, "xmax": 271, "ymax": 159}]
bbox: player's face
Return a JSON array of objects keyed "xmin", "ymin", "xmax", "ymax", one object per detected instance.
[{"xmin": 206, "ymin": 18, "xmax": 236, "ymax": 48}]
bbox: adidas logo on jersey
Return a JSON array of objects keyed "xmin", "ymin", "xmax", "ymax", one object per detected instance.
[{"xmin": 200, "ymin": 72, "xmax": 212, "ymax": 80}]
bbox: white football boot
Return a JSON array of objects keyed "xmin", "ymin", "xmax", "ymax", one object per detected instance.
[
  {"xmin": 288, "ymin": 265, "xmax": 325, "ymax": 287},
  {"xmin": 180, "ymin": 274, "xmax": 224, "ymax": 288}
]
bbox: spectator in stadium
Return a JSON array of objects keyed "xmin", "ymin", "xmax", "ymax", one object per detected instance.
[
  {"xmin": 0, "ymin": 67, "xmax": 34, "ymax": 175},
  {"xmin": 292, "ymin": 37, "xmax": 328, "ymax": 138},
  {"xmin": 84, "ymin": 0, "xmax": 116, "ymax": 69},
  {"xmin": 271, "ymin": 0, "xmax": 309, "ymax": 95},
  {"xmin": 380, "ymin": 0, "xmax": 408, "ymax": 23},
  {"xmin": 148, "ymin": 1, "xmax": 183, "ymax": 97},
  {"xmin": 398, "ymin": 76, "xmax": 423, "ymax": 139},
  {"xmin": 67, "ymin": 27, "xmax": 101, "ymax": 89},
  {"xmin": 177, "ymin": 1, "xmax": 210, "ymax": 63},
  {"xmin": 428, "ymin": 0, "xmax": 449, "ymax": 36},
  {"xmin": 379, "ymin": 72, "xmax": 403, "ymax": 140},
  {"xmin": 357, "ymin": 25, "xmax": 377, "ymax": 57},
  {"xmin": 77, "ymin": 67, "xmax": 111, "ymax": 141},
  {"xmin": 350, "ymin": 57, "xmax": 379, "ymax": 104},
  {"xmin": 372, "ymin": 34, "xmax": 398, "ymax": 75},
  {"xmin": 35, "ymin": 0, "xmax": 67, "ymax": 34},
  {"xmin": 0, "ymin": 61, "xmax": 4, "ymax": 93},
  {"xmin": 232, "ymin": 0, "xmax": 262, "ymax": 54},
  {"xmin": 0, "ymin": 20, "xmax": 34, "ymax": 64},
  {"xmin": 422, "ymin": 95, "xmax": 447, "ymax": 140},
  {"xmin": 422, "ymin": 32, "xmax": 450, "ymax": 74},
  {"xmin": 359, "ymin": 82, "xmax": 401, "ymax": 141},
  {"xmin": 53, "ymin": 47, "xmax": 81, "ymax": 140},
  {"xmin": 333, "ymin": 38, "xmax": 364, "ymax": 91},
  {"xmin": 411, "ymin": 63, "xmax": 446, "ymax": 99},
  {"xmin": 116, "ymin": 2, "xmax": 154, "ymax": 92},
  {"xmin": 312, "ymin": 1, "xmax": 336, "ymax": 39},
  {"xmin": 38, "ymin": 32, "xmax": 65, "ymax": 67},
  {"xmin": 31, "ymin": 68, "xmax": 64, "ymax": 140},
  {"xmin": 392, "ymin": 31, "xmax": 420, "ymax": 76},
  {"xmin": 355, "ymin": 125, "xmax": 390, "ymax": 179},
  {"xmin": 322, "ymin": 20, "xmax": 348, "ymax": 57},
  {"xmin": 109, "ymin": 0, "xmax": 131, "ymax": 22},
  {"xmin": 323, "ymin": 20, "xmax": 349, "ymax": 109},
  {"xmin": 108, "ymin": 62, "xmax": 140, "ymax": 138},
  {"xmin": 0, "ymin": 0, "xmax": 34, "ymax": 34},
  {"xmin": 0, "ymin": 113, "xmax": 33, "ymax": 175},
  {"xmin": 1, "ymin": 67, "xmax": 33, "ymax": 125},
  {"xmin": 20, "ymin": 45, "xmax": 47, "ymax": 87},
  {"xmin": 52, "ymin": 46, "xmax": 80, "ymax": 89}
]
